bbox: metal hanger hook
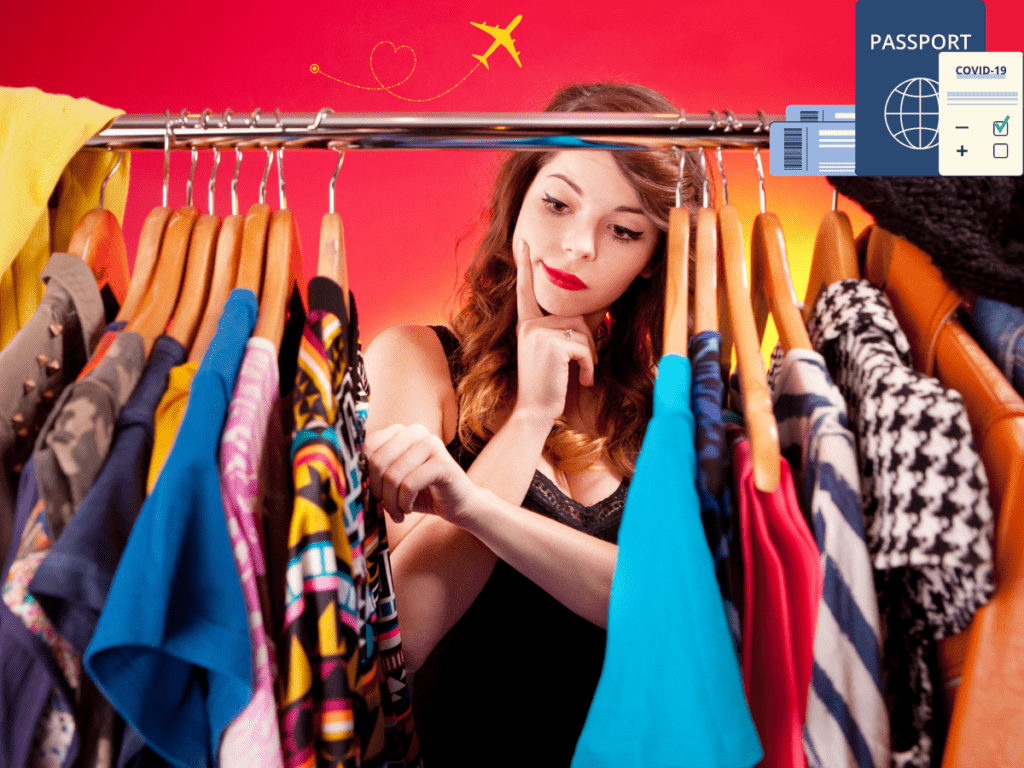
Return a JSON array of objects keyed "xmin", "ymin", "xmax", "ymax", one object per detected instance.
[
  {"xmin": 203, "ymin": 109, "xmax": 221, "ymax": 216},
  {"xmin": 163, "ymin": 109, "xmax": 172, "ymax": 207},
  {"xmin": 310, "ymin": 107, "xmax": 334, "ymax": 130},
  {"xmin": 699, "ymin": 149, "xmax": 709, "ymax": 209},
  {"xmin": 276, "ymin": 109, "xmax": 287, "ymax": 209},
  {"xmin": 186, "ymin": 143, "xmax": 199, "ymax": 208},
  {"xmin": 232, "ymin": 145, "xmax": 242, "ymax": 216},
  {"xmin": 715, "ymin": 146, "xmax": 728, "ymax": 207},
  {"xmin": 328, "ymin": 140, "xmax": 345, "ymax": 215},
  {"xmin": 673, "ymin": 147, "xmax": 686, "ymax": 209},
  {"xmin": 99, "ymin": 150, "xmax": 124, "ymax": 211},
  {"xmin": 756, "ymin": 110, "xmax": 769, "ymax": 133},
  {"xmin": 259, "ymin": 146, "xmax": 273, "ymax": 205},
  {"xmin": 754, "ymin": 148, "xmax": 766, "ymax": 215}
]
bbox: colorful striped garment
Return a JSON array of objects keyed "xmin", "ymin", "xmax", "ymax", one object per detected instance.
[{"xmin": 280, "ymin": 278, "xmax": 420, "ymax": 768}]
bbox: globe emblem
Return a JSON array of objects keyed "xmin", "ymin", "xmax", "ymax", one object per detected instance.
[{"xmin": 884, "ymin": 77, "xmax": 940, "ymax": 150}]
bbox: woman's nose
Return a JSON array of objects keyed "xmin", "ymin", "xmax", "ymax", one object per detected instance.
[{"xmin": 562, "ymin": 222, "xmax": 597, "ymax": 261}]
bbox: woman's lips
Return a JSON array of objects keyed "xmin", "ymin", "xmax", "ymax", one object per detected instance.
[{"xmin": 542, "ymin": 262, "xmax": 587, "ymax": 291}]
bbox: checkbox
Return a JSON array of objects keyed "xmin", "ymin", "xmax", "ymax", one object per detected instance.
[
  {"xmin": 994, "ymin": 120, "xmax": 1010, "ymax": 136},
  {"xmin": 994, "ymin": 143, "xmax": 1009, "ymax": 159}
]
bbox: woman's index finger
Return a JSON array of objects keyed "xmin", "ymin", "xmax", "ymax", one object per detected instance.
[{"xmin": 516, "ymin": 239, "xmax": 543, "ymax": 323}]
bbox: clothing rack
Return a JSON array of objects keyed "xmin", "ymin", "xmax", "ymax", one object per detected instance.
[{"xmin": 84, "ymin": 109, "xmax": 779, "ymax": 151}]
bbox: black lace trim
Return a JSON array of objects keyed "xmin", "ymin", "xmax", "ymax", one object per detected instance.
[{"xmin": 524, "ymin": 470, "xmax": 626, "ymax": 543}]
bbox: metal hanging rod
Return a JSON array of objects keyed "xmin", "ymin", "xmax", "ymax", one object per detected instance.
[{"xmin": 85, "ymin": 108, "xmax": 778, "ymax": 151}]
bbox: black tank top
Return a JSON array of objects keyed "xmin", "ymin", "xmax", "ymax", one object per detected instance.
[{"xmin": 410, "ymin": 326, "xmax": 627, "ymax": 767}]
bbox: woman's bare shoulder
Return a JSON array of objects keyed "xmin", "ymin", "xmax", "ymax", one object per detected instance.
[
  {"xmin": 363, "ymin": 324, "xmax": 458, "ymax": 439},
  {"xmin": 365, "ymin": 324, "xmax": 454, "ymax": 386}
]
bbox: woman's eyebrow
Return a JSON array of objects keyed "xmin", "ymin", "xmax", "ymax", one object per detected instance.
[
  {"xmin": 547, "ymin": 173, "xmax": 582, "ymax": 195},
  {"xmin": 546, "ymin": 173, "xmax": 645, "ymax": 216}
]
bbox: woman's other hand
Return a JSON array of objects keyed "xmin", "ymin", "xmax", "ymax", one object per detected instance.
[
  {"xmin": 514, "ymin": 240, "xmax": 597, "ymax": 424},
  {"xmin": 367, "ymin": 423, "xmax": 490, "ymax": 527}
]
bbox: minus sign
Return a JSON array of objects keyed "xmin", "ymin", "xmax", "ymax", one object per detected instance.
[{"xmin": 956, "ymin": 126, "xmax": 970, "ymax": 129}]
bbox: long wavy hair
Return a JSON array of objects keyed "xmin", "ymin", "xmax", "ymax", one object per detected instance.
[{"xmin": 449, "ymin": 83, "xmax": 706, "ymax": 479}]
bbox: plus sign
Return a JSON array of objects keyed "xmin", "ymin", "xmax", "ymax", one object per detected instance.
[{"xmin": 957, "ymin": 145, "xmax": 969, "ymax": 156}]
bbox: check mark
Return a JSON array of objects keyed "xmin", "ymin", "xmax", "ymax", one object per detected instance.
[{"xmin": 994, "ymin": 116, "xmax": 1010, "ymax": 135}]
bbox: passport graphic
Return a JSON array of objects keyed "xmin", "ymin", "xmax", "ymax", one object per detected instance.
[{"xmin": 855, "ymin": 0, "xmax": 986, "ymax": 176}]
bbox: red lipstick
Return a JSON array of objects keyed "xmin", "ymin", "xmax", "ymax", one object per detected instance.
[{"xmin": 542, "ymin": 262, "xmax": 587, "ymax": 291}]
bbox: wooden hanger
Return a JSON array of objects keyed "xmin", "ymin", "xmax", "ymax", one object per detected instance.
[
  {"xmin": 250, "ymin": 142, "xmax": 304, "ymax": 352},
  {"xmin": 235, "ymin": 145, "xmax": 275, "ymax": 298},
  {"xmin": 188, "ymin": 143, "xmax": 245, "ymax": 363},
  {"xmin": 802, "ymin": 188, "xmax": 859, "ymax": 324},
  {"xmin": 319, "ymin": 142, "xmax": 350, "ymax": 318},
  {"xmin": 115, "ymin": 206, "xmax": 173, "ymax": 323},
  {"xmin": 166, "ymin": 213, "xmax": 219, "ymax": 353},
  {"xmin": 254, "ymin": 207, "xmax": 302, "ymax": 353},
  {"xmin": 693, "ymin": 152, "xmax": 719, "ymax": 337},
  {"xmin": 863, "ymin": 224, "xmax": 899, "ymax": 290},
  {"xmin": 716, "ymin": 147, "xmax": 780, "ymax": 492},
  {"xmin": 663, "ymin": 206, "xmax": 691, "ymax": 357},
  {"xmin": 124, "ymin": 206, "xmax": 198, "ymax": 356},
  {"xmin": 67, "ymin": 151, "xmax": 131, "ymax": 306},
  {"xmin": 163, "ymin": 142, "xmax": 219, "ymax": 353},
  {"xmin": 748, "ymin": 150, "xmax": 812, "ymax": 352}
]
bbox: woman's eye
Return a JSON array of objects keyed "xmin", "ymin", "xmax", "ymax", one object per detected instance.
[
  {"xmin": 542, "ymin": 194, "xmax": 569, "ymax": 214},
  {"xmin": 612, "ymin": 225, "xmax": 643, "ymax": 242}
]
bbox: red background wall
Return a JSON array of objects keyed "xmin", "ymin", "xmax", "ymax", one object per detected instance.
[{"xmin": 3, "ymin": 0, "xmax": 1022, "ymax": 349}]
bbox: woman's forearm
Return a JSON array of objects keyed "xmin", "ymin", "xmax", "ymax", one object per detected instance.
[
  {"xmin": 464, "ymin": 406, "xmax": 554, "ymax": 504},
  {"xmin": 458, "ymin": 488, "xmax": 617, "ymax": 629}
]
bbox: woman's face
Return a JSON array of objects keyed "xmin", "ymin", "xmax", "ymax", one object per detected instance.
[{"xmin": 511, "ymin": 150, "xmax": 659, "ymax": 331}]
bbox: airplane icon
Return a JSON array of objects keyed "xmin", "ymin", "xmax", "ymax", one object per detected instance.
[{"xmin": 470, "ymin": 15, "xmax": 523, "ymax": 69}]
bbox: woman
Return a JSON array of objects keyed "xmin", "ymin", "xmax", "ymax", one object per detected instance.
[{"xmin": 364, "ymin": 82, "xmax": 704, "ymax": 765}]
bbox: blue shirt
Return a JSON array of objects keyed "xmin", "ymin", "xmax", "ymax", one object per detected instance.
[
  {"xmin": 30, "ymin": 334, "xmax": 186, "ymax": 655},
  {"xmin": 572, "ymin": 354, "xmax": 762, "ymax": 768},
  {"xmin": 85, "ymin": 290, "xmax": 258, "ymax": 768}
]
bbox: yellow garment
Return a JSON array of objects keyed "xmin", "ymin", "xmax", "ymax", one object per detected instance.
[
  {"xmin": 0, "ymin": 87, "xmax": 129, "ymax": 347},
  {"xmin": 147, "ymin": 362, "xmax": 200, "ymax": 494}
]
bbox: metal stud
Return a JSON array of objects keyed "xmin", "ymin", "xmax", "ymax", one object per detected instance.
[
  {"xmin": 48, "ymin": 322, "xmax": 63, "ymax": 337},
  {"xmin": 46, "ymin": 359, "xmax": 60, "ymax": 374},
  {"xmin": 23, "ymin": 379, "xmax": 36, "ymax": 394},
  {"xmin": 11, "ymin": 413, "xmax": 24, "ymax": 427},
  {"xmin": 41, "ymin": 390, "xmax": 55, "ymax": 403},
  {"xmin": 12, "ymin": 464, "xmax": 22, "ymax": 474},
  {"xmin": 37, "ymin": 354, "xmax": 48, "ymax": 367},
  {"xmin": 16, "ymin": 427, "xmax": 28, "ymax": 439}
]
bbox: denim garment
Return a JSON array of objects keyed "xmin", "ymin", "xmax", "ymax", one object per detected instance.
[{"xmin": 968, "ymin": 296, "xmax": 1024, "ymax": 399}]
